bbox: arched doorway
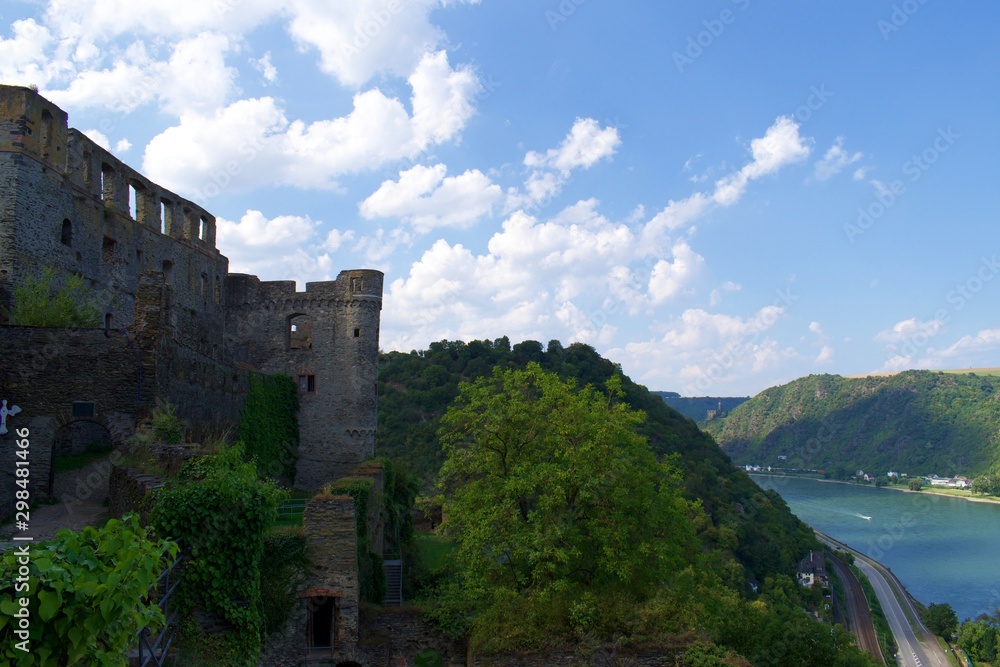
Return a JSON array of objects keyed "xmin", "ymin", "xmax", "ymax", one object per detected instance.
[{"xmin": 48, "ymin": 420, "xmax": 113, "ymax": 500}]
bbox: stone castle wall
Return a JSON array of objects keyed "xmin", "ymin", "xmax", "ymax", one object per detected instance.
[
  {"xmin": 0, "ymin": 325, "xmax": 141, "ymax": 517},
  {"xmin": 1, "ymin": 84, "xmax": 383, "ymax": 499},
  {"xmin": 0, "ymin": 85, "xmax": 228, "ymax": 356}
]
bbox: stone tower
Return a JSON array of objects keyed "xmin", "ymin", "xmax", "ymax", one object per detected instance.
[{"xmin": 224, "ymin": 270, "xmax": 384, "ymax": 489}]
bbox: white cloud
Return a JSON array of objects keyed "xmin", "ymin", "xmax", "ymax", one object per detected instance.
[
  {"xmin": 853, "ymin": 166, "xmax": 871, "ymax": 181},
  {"xmin": 712, "ymin": 116, "xmax": 811, "ymax": 206},
  {"xmin": 285, "ymin": 0, "xmax": 479, "ymax": 87},
  {"xmin": 408, "ymin": 50, "xmax": 480, "ymax": 147},
  {"xmin": 143, "ymin": 52, "xmax": 479, "ymax": 197},
  {"xmin": 216, "ymin": 209, "xmax": 338, "ymax": 288},
  {"xmin": 82, "ymin": 128, "xmax": 110, "ymax": 149},
  {"xmin": 874, "ymin": 317, "xmax": 945, "ymax": 346},
  {"xmin": 611, "ymin": 305, "xmax": 792, "ymax": 394},
  {"xmin": 709, "ymin": 281, "xmax": 741, "ymax": 307},
  {"xmin": 353, "ymin": 227, "xmax": 414, "ymax": 265},
  {"xmin": 0, "ymin": 19, "xmax": 55, "ymax": 87},
  {"xmin": 114, "ymin": 137, "xmax": 132, "ymax": 153},
  {"xmin": 647, "ymin": 242, "xmax": 705, "ymax": 304},
  {"xmin": 919, "ymin": 329, "xmax": 1000, "ymax": 367},
  {"xmin": 809, "ymin": 321, "xmax": 824, "ymax": 335},
  {"xmin": 360, "ymin": 163, "xmax": 502, "ymax": 232},
  {"xmin": 815, "ymin": 345, "xmax": 834, "ymax": 364},
  {"xmin": 43, "ymin": 0, "xmax": 279, "ymax": 43},
  {"xmin": 524, "ymin": 117, "xmax": 621, "ymax": 173},
  {"xmin": 46, "ymin": 41, "xmax": 158, "ymax": 111},
  {"xmin": 813, "ymin": 137, "xmax": 863, "ymax": 181},
  {"xmin": 159, "ymin": 32, "xmax": 238, "ymax": 116},
  {"xmin": 251, "ymin": 51, "xmax": 278, "ymax": 83},
  {"xmin": 508, "ymin": 118, "xmax": 621, "ymax": 209}
]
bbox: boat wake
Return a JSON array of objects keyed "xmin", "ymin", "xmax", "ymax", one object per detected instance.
[{"xmin": 856, "ymin": 513, "xmax": 872, "ymax": 521}]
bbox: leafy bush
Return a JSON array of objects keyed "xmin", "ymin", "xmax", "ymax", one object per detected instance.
[
  {"xmin": 259, "ymin": 527, "xmax": 308, "ymax": 640},
  {"xmin": 6, "ymin": 268, "xmax": 102, "ymax": 327},
  {"xmin": 0, "ymin": 515, "xmax": 178, "ymax": 666},
  {"xmin": 151, "ymin": 401, "xmax": 184, "ymax": 444},
  {"xmin": 150, "ymin": 445, "xmax": 286, "ymax": 665}
]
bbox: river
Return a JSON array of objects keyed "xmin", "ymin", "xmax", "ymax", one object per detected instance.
[{"xmin": 750, "ymin": 474, "xmax": 1000, "ymax": 623}]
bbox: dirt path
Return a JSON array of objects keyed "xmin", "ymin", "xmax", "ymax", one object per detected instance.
[{"xmin": 0, "ymin": 455, "xmax": 112, "ymax": 547}]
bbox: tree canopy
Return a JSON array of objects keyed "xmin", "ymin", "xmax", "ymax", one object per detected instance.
[{"xmin": 438, "ymin": 364, "xmax": 697, "ymax": 602}]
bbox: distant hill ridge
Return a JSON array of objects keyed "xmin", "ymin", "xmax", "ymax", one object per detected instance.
[
  {"xmin": 704, "ymin": 370, "xmax": 1000, "ymax": 477},
  {"xmin": 652, "ymin": 392, "xmax": 750, "ymax": 422}
]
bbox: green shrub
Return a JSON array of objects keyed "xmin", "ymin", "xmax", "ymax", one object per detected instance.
[
  {"xmin": 0, "ymin": 515, "xmax": 178, "ymax": 666},
  {"xmin": 259, "ymin": 527, "xmax": 308, "ymax": 639},
  {"xmin": 150, "ymin": 445, "xmax": 286, "ymax": 666},
  {"xmin": 151, "ymin": 401, "xmax": 184, "ymax": 444},
  {"xmin": 6, "ymin": 268, "xmax": 102, "ymax": 327}
]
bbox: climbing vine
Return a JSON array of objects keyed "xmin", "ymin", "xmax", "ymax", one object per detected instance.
[
  {"xmin": 238, "ymin": 373, "xmax": 299, "ymax": 483},
  {"xmin": 0, "ymin": 515, "xmax": 177, "ymax": 666},
  {"xmin": 150, "ymin": 445, "xmax": 286, "ymax": 666}
]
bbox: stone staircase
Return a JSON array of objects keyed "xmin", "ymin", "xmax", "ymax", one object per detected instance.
[{"xmin": 383, "ymin": 558, "xmax": 402, "ymax": 606}]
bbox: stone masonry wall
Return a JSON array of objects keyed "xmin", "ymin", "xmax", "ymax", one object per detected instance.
[
  {"xmin": 0, "ymin": 325, "xmax": 141, "ymax": 518},
  {"xmin": 225, "ymin": 271, "xmax": 383, "ymax": 490},
  {"xmin": 0, "ymin": 85, "xmax": 229, "ymax": 357},
  {"xmin": 304, "ymin": 495, "xmax": 360, "ymax": 651}
]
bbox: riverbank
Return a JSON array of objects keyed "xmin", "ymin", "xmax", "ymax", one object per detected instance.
[{"xmin": 750, "ymin": 472, "xmax": 1000, "ymax": 506}]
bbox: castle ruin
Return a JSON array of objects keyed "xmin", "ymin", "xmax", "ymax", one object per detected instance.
[{"xmin": 0, "ymin": 84, "xmax": 383, "ymax": 510}]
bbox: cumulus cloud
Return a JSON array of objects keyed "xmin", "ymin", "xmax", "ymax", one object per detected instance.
[
  {"xmin": 917, "ymin": 329, "xmax": 1000, "ymax": 368},
  {"xmin": 712, "ymin": 116, "xmax": 811, "ymax": 206},
  {"xmin": 641, "ymin": 117, "xmax": 810, "ymax": 250},
  {"xmin": 216, "ymin": 209, "xmax": 349, "ymax": 288},
  {"xmin": 813, "ymin": 136, "xmax": 863, "ymax": 181},
  {"xmin": 251, "ymin": 52, "xmax": 277, "ymax": 83},
  {"xmin": 142, "ymin": 51, "xmax": 480, "ymax": 197},
  {"xmin": 524, "ymin": 117, "xmax": 621, "ymax": 173},
  {"xmin": 508, "ymin": 118, "xmax": 621, "ymax": 208},
  {"xmin": 0, "ymin": 19, "xmax": 55, "ymax": 87},
  {"xmin": 360, "ymin": 163, "xmax": 502, "ymax": 232},
  {"xmin": 647, "ymin": 242, "xmax": 705, "ymax": 304},
  {"xmin": 610, "ymin": 305, "xmax": 793, "ymax": 395}
]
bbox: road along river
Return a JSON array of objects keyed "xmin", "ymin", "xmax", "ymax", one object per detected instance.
[{"xmin": 751, "ymin": 474, "xmax": 1000, "ymax": 623}]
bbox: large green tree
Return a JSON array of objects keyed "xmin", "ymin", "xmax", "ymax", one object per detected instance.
[
  {"xmin": 437, "ymin": 364, "xmax": 698, "ymax": 622},
  {"xmin": 923, "ymin": 602, "xmax": 958, "ymax": 638}
]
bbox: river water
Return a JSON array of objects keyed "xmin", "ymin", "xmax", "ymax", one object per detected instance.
[{"xmin": 750, "ymin": 474, "xmax": 1000, "ymax": 623}]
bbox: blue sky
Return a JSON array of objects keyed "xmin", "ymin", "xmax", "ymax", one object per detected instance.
[{"xmin": 2, "ymin": 0, "xmax": 998, "ymax": 396}]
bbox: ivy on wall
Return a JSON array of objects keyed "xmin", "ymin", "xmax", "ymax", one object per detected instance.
[
  {"xmin": 238, "ymin": 373, "xmax": 299, "ymax": 483},
  {"xmin": 150, "ymin": 445, "xmax": 286, "ymax": 666}
]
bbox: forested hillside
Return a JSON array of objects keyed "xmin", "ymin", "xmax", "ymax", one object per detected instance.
[
  {"xmin": 704, "ymin": 371, "xmax": 1000, "ymax": 479},
  {"xmin": 377, "ymin": 338, "xmax": 880, "ymax": 664},
  {"xmin": 378, "ymin": 337, "xmax": 813, "ymax": 580}
]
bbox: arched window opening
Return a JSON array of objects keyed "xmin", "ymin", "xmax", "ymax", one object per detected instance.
[
  {"xmin": 61, "ymin": 219, "xmax": 72, "ymax": 246},
  {"xmin": 288, "ymin": 314, "xmax": 313, "ymax": 350}
]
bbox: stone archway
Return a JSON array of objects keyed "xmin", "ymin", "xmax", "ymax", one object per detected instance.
[{"xmin": 48, "ymin": 419, "xmax": 113, "ymax": 500}]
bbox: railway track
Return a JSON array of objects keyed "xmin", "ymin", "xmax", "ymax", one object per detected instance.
[{"xmin": 828, "ymin": 552, "xmax": 887, "ymax": 664}]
